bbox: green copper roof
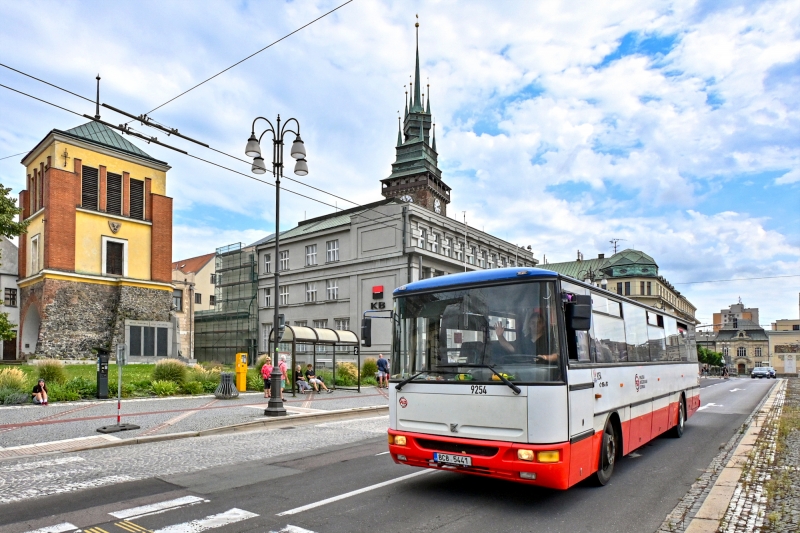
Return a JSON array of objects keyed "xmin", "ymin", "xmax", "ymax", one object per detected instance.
[
  {"xmin": 604, "ymin": 249, "xmax": 657, "ymax": 268},
  {"xmin": 60, "ymin": 121, "xmax": 165, "ymax": 163},
  {"xmin": 545, "ymin": 257, "xmax": 607, "ymax": 281}
]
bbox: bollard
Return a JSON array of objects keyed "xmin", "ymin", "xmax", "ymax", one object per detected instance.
[{"xmin": 215, "ymin": 372, "xmax": 239, "ymax": 399}]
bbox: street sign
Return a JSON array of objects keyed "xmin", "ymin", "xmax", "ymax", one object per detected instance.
[{"xmin": 116, "ymin": 343, "xmax": 127, "ymax": 366}]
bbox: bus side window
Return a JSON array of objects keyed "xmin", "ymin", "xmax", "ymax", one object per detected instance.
[
  {"xmin": 574, "ymin": 331, "xmax": 591, "ymax": 361},
  {"xmin": 592, "ymin": 312, "xmax": 627, "ymax": 363}
]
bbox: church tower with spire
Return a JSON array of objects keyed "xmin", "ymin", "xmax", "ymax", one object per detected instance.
[{"xmin": 381, "ymin": 20, "xmax": 450, "ymax": 216}]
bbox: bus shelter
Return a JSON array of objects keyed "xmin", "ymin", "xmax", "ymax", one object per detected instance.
[{"xmin": 268, "ymin": 326, "xmax": 360, "ymax": 397}]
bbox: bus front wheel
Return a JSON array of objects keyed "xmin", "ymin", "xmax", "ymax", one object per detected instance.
[
  {"xmin": 669, "ymin": 397, "xmax": 686, "ymax": 438},
  {"xmin": 593, "ymin": 418, "xmax": 617, "ymax": 486}
]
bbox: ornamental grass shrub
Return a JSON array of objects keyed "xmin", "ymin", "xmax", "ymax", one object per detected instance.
[
  {"xmin": 151, "ymin": 380, "xmax": 179, "ymax": 396},
  {"xmin": 152, "ymin": 359, "xmax": 187, "ymax": 384},
  {"xmin": 107, "ymin": 380, "xmax": 134, "ymax": 398},
  {"xmin": 335, "ymin": 362, "xmax": 358, "ymax": 386},
  {"xmin": 246, "ymin": 373, "xmax": 263, "ymax": 391},
  {"xmin": 0, "ymin": 386, "xmax": 29, "ymax": 405},
  {"xmin": 361, "ymin": 376, "xmax": 378, "ymax": 387},
  {"xmin": 361, "ymin": 358, "xmax": 378, "ymax": 379},
  {"xmin": 37, "ymin": 359, "xmax": 68, "ymax": 385},
  {"xmin": 0, "ymin": 367, "xmax": 27, "ymax": 391},
  {"xmin": 64, "ymin": 376, "xmax": 96, "ymax": 398},
  {"xmin": 180, "ymin": 381, "xmax": 204, "ymax": 395},
  {"xmin": 255, "ymin": 354, "xmax": 271, "ymax": 371},
  {"xmin": 47, "ymin": 383, "xmax": 80, "ymax": 402}
]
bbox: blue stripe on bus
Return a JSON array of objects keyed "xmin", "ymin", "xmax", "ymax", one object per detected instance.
[{"xmin": 393, "ymin": 267, "xmax": 558, "ymax": 295}]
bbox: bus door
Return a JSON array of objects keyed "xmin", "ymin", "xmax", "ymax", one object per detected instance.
[{"xmin": 567, "ymin": 366, "xmax": 596, "ymax": 484}]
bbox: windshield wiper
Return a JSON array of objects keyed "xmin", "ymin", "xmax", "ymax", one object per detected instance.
[
  {"xmin": 449, "ymin": 364, "xmax": 521, "ymax": 395},
  {"xmin": 395, "ymin": 372, "xmax": 424, "ymax": 391}
]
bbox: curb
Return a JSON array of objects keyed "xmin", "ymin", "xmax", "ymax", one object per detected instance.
[
  {"xmin": 683, "ymin": 380, "xmax": 785, "ymax": 533},
  {"xmin": 1, "ymin": 405, "xmax": 389, "ymax": 461}
]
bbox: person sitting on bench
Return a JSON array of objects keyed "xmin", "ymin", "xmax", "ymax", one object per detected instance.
[
  {"xmin": 295, "ymin": 364, "xmax": 311, "ymax": 393},
  {"xmin": 305, "ymin": 364, "xmax": 332, "ymax": 393}
]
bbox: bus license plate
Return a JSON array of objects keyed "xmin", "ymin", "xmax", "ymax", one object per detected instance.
[{"xmin": 434, "ymin": 453, "xmax": 472, "ymax": 467}]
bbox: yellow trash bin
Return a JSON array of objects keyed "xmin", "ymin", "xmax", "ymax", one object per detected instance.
[{"xmin": 234, "ymin": 352, "xmax": 248, "ymax": 392}]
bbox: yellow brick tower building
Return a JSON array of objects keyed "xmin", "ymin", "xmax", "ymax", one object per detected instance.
[{"xmin": 18, "ymin": 121, "xmax": 175, "ymax": 359}]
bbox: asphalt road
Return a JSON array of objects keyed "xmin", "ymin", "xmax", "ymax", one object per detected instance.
[{"xmin": 0, "ymin": 377, "xmax": 775, "ymax": 533}]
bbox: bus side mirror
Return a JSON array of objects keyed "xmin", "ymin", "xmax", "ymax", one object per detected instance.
[
  {"xmin": 361, "ymin": 318, "xmax": 372, "ymax": 347},
  {"xmin": 567, "ymin": 295, "xmax": 592, "ymax": 331}
]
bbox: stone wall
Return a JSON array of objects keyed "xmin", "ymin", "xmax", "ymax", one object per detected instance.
[{"xmin": 22, "ymin": 278, "xmax": 172, "ymax": 359}]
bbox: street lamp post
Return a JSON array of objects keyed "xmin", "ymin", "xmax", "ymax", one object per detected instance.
[
  {"xmin": 245, "ymin": 115, "xmax": 308, "ymax": 417},
  {"xmin": 578, "ymin": 267, "xmax": 607, "ymax": 289}
]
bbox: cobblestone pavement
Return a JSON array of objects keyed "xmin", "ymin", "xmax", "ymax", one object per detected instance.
[
  {"xmin": 0, "ymin": 414, "xmax": 389, "ymax": 505},
  {"xmin": 657, "ymin": 380, "xmax": 779, "ymax": 533},
  {"xmin": 0, "ymin": 388, "xmax": 388, "ymax": 449}
]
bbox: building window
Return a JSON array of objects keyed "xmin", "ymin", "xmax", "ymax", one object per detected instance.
[
  {"xmin": 794, "ymin": 325, "xmax": 800, "ymax": 331},
  {"xmin": 722, "ymin": 346, "xmax": 729, "ymax": 357},
  {"xmin": 335, "ymin": 318, "xmax": 350, "ymax": 331},
  {"xmin": 640, "ymin": 281, "xmax": 645, "ymax": 295},
  {"xmin": 173, "ymin": 289, "xmax": 183, "ymax": 311},
  {"xmin": 81, "ymin": 166, "xmax": 99, "ymax": 210},
  {"xmin": 30, "ymin": 235, "xmax": 40, "ymax": 274},
  {"xmin": 129, "ymin": 178, "xmax": 145, "ymax": 220},
  {"xmin": 209, "ymin": 295, "xmax": 216, "ymax": 306},
  {"xmin": 306, "ymin": 282, "xmax": 317, "ymax": 303},
  {"xmin": 263, "ymin": 288, "xmax": 272, "ymax": 307},
  {"xmin": 737, "ymin": 346, "xmax": 746, "ymax": 358},
  {"xmin": 444, "ymin": 237, "xmax": 452, "ymax": 257},
  {"xmin": 646, "ymin": 282, "xmax": 652, "ymax": 296},
  {"xmin": 279, "ymin": 250, "xmax": 289, "ymax": 271},
  {"xmin": 501, "ymin": 256, "xmax": 507, "ymax": 268},
  {"xmin": 326, "ymin": 240, "xmax": 339, "ymax": 262},
  {"xmin": 431, "ymin": 233, "xmax": 439, "ymax": 253},
  {"xmin": 732, "ymin": 318, "xmax": 738, "ymax": 329},
  {"xmin": 263, "ymin": 254, "xmax": 271, "ymax": 274},
  {"xmin": 455, "ymin": 241, "xmax": 464, "ymax": 262},
  {"xmin": 489, "ymin": 254, "xmax": 496, "ymax": 268},
  {"xmin": 4, "ymin": 288, "xmax": 17, "ymax": 307},
  {"xmin": 326, "ymin": 279, "xmax": 338, "ymax": 300},
  {"xmin": 616, "ymin": 282, "xmax": 623, "ymax": 295},
  {"xmin": 313, "ymin": 319, "xmax": 327, "ymax": 329},
  {"xmin": 105, "ymin": 240, "xmax": 125, "ymax": 276},
  {"xmin": 418, "ymin": 227, "xmax": 427, "ymax": 249},
  {"xmin": 624, "ymin": 282, "xmax": 631, "ymax": 296},
  {"xmin": 279, "ymin": 286, "xmax": 289, "ymax": 305},
  {"xmin": 195, "ymin": 293, "xmax": 202, "ymax": 304},
  {"xmin": 305, "ymin": 245, "xmax": 317, "ymax": 266},
  {"xmin": 468, "ymin": 246, "xmax": 476, "ymax": 265},
  {"xmin": 755, "ymin": 347, "xmax": 762, "ymax": 357},
  {"xmin": 106, "ymin": 172, "xmax": 123, "ymax": 215},
  {"xmin": 210, "ymin": 273, "xmax": 217, "ymax": 285}
]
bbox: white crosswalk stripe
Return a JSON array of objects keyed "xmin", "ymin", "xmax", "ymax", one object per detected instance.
[
  {"xmin": 110, "ymin": 495, "xmax": 208, "ymax": 520},
  {"xmin": 153, "ymin": 508, "xmax": 259, "ymax": 532},
  {"xmin": 271, "ymin": 526, "xmax": 318, "ymax": 533}
]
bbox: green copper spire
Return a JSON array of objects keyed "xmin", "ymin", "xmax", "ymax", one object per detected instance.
[
  {"xmin": 420, "ymin": 113, "xmax": 424, "ymax": 142},
  {"xmin": 432, "ymin": 122, "xmax": 437, "ymax": 152},
  {"xmin": 397, "ymin": 116, "xmax": 402, "ymax": 147},
  {"xmin": 404, "ymin": 89, "xmax": 408, "ymax": 117},
  {"xmin": 426, "ymin": 87, "xmax": 431, "ymax": 114},
  {"xmin": 413, "ymin": 20, "xmax": 422, "ymax": 111}
]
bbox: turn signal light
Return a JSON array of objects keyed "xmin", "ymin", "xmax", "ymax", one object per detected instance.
[
  {"xmin": 394, "ymin": 435, "xmax": 407, "ymax": 446},
  {"xmin": 388, "ymin": 434, "xmax": 394, "ymax": 444},
  {"xmin": 517, "ymin": 449, "xmax": 534, "ymax": 461},
  {"xmin": 537, "ymin": 450, "xmax": 560, "ymax": 463}
]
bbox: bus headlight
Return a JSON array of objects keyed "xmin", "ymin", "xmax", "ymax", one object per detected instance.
[
  {"xmin": 537, "ymin": 450, "xmax": 560, "ymax": 463},
  {"xmin": 393, "ymin": 435, "xmax": 407, "ymax": 446},
  {"xmin": 517, "ymin": 449, "xmax": 534, "ymax": 461}
]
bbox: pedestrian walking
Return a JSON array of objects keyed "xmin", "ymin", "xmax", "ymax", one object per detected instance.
[
  {"xmin": 279, "ymin": 354, "xmax": 288, "ymax": 401},
  {"xmin": 32, "ymin": 379, "xmax": 48, "ymax": 405},
  {"xmin": 261, "ymin": 357, "xmax": 273, "ymax": 398},
  {"xmin": 377, "ymin": 354, "xmax": 390, "ymax": 389},
  {"xmin": 722, "ymin": 366, "xmax": 729, "ymax": 380}
]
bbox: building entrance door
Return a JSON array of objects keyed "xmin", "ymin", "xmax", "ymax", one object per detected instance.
[
  {"xmin": 2, "ymin": 338, "xmax": 16, "ymax": 360},
  {"xmin": 737, "ymin": 363, "xmax": 746, "ymax": 375}
]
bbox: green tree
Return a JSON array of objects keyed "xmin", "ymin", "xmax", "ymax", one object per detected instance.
[
  {"xmin": 0, "ymin": 183, "xmax": 28, "ymax": 341},
  {"xmin": 697, "ymin": 346, "xmax": 724, "ymax": 367}
]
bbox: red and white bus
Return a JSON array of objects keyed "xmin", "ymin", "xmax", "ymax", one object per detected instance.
[{"xmin": 384, "ymin": 267, "xmax": 699, "ymax": 489}]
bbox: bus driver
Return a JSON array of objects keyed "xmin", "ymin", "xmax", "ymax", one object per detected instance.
[{"xmin": 494, "ymin": 307, "xmax": 558, "ymax": 363}]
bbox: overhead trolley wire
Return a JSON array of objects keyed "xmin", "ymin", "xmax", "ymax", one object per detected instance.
[{"xmin": 135, "ymin": 0, "xmax": 355, "ymax": 118}]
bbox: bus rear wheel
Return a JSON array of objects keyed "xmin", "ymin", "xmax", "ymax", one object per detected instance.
[{"xmin": 593, "ymin": 418, "xmax": 617, "ymax": 486}]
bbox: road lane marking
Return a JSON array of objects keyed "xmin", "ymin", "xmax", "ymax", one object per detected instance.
[
  {"xmin": 1, "ymin": 456, "xmax": 85, "ymax": 472},
  {"xmin": 277, "ymin": 470, "xmax": 434, "ymax": 516},
  {"xmin": 114, "ymin": 521, "xmax": 151, "ymax": 533},
  {"xmin": 375, "ymin": 451, "xmax": 390, "ymax": 456},
  {"xmin": 22, "ymin": 523, "xmax": 78, "ymax": 533},
  {"xmin": 729, "ymin": 388, "xmax": 743, "ymax": 392},
  {"xmin": 271, "ymin": 526, "xmax": 318, "ymax": 533},
  {"xmin": 110, "ymin": 496, "xmax": 207, "ymax": 520},
  {"xmin": 153, "ymin": 508, "xmax": 258, "ymax": 532},
  {"xmin": 697, "ymin": 403, "xmax": 723, "ymax": 411}
]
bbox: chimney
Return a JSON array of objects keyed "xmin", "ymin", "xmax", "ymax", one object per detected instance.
[{"xmin": 598, "ymin": 253, "xmax": 605, "ymax": 259}]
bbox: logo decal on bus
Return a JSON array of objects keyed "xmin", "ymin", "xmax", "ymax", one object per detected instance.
[
  {"xmin": 399, "ymin": 397, "xmax": 408, "ymax": 408},
  {"xmin": 635, "ymin": 374, "xmax": 648, "ymax": 392},
  {"xmin": 450, "ymin": 423, "xmax": 459, "ymax": 433},
  {"xmin": 635, "ymin": 374, "xmax": 640, "ymax": 392}
]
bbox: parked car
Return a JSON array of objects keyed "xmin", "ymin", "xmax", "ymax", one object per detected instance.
[
  {"xmin": 751, "ymin": 367, "xmax": 771, "ymax": 379},
  {"xmin": 767, "ymin": 367, "xmax": 777, "ymax": 378}
]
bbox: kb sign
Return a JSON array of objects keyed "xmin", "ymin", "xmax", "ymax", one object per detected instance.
[{"xmin": 371, "ymin": 301, "xmax": 386, "ymax": 310}]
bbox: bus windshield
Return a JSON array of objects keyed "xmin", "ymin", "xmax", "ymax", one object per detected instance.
[{"xmin": 391, "ymin": 281, "xmax": 562, "ymax": 383}]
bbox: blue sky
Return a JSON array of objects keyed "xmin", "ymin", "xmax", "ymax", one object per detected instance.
[{"xmin": 0, "ymin": 0, "xmax": 798, "ymax": 325}]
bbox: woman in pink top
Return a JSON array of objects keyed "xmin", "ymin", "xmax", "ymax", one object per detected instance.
[
  {"xmin": 279, "ymin": 355, "xmax": 288, "ymax": 401},
  {"xmin": 261, "ymin": 357, "xmax": 273, "ymax": 398}
]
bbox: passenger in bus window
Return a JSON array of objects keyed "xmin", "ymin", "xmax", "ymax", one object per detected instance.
[{"xmin": 494, "ymin": 308, "xmax": 558, "ymax": 363}]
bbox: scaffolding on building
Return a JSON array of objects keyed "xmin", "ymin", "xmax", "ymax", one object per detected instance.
[{"xmin": 194, "ymin": 243, "xmax": 258, "ymax": 364}]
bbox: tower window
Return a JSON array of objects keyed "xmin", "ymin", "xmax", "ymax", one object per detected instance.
[
  {"xmin": 82, "ymin": 166, "xmax": 99, "ymax": 209},
  {"xmin": 129, "ymin": 178, "xmax": 145, "ymax": 220},
  {"xmin": 106, "ymin": 242, "xmax": 124, "ymax": 276},
  {"xmin": 106, "ymin": 172, "xmax": 122, "ymax": 215}
]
